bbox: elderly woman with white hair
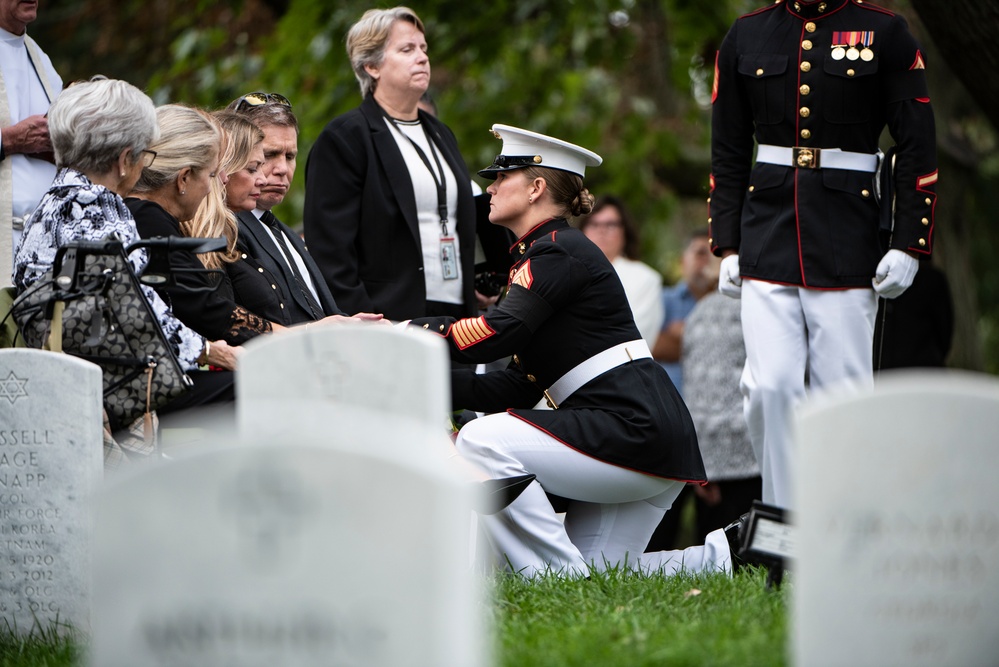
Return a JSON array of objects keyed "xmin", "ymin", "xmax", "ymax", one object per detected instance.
[
  {"xmin": 13, "ymin": 77, "xmax": 238, "ymax": 431},
  {"xmin": 303, "ymin": 6, "xmax": 478, "ymax": 322}
]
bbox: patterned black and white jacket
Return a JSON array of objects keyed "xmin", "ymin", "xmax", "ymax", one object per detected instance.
[{"xmin": 13, "ymin": 168, "xmax": 205, "ymax": 370}]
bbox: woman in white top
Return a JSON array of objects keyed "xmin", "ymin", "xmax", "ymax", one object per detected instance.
[{"xmin": 579, "ymin": 195, "xmax": 663, "ymax": 346}]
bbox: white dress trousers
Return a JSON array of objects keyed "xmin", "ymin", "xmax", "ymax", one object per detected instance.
[
  {"xmin": 740, "ymin": 279, "xmax": 877, "ymax": 508},
  {"xmin": 457, "ymin": 413, "xmax": 732, "ymax": 578}
]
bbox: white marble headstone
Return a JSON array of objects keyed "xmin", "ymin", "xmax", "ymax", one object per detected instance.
[
  {"xmin": 794, "ymin": 370, "xmax": 999, "ymax": 666},
  {"xmin": 0, "ymin": 349, "xmax": 103, "ymax": 635},
  {"xmin": 90, "ymin": 415, "xmax": 487, "ymax": 666},
  {"xmin": 237, "ymin": 325, "xmax": 450, "ymax": 440}
]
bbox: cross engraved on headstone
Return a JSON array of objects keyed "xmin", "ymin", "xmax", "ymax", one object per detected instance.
[
  {"xmin": 0, "ymin": 370, "xmax": 29, "ymax": 404},
  {"xmin": 218, "ymin": 463, "xmax": 319, "ymax": 572}
]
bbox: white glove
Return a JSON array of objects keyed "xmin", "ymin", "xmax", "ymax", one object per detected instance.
[
  {"xmin": 872, "ymin": 249, "xmax": 919, "ymax": 299},
  {"xmin": 718, "ymin": 254, "xmax": 742, "ymax": 298}
]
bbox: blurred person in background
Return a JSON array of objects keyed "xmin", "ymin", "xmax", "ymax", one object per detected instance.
[
  {"xmin": 579, "ymin": 195, "xmax": 663, "ymax": 347},
  {"xmin": 652, "ymin": 230, "xmax": 718, "ymax": 396}
]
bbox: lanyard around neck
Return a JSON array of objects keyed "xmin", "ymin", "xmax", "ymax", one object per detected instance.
[{"xmin": 388, "ymin": 117, "xmax": 450, "ymax": 236}]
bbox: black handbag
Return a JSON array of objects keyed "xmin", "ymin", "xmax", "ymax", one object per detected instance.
[{"xmin": 11, "ymin": 239, "xmax": 193, "ymax": 433}]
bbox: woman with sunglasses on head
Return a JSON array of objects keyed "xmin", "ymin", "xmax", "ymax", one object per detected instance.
[
  {"xmin": 127, "ymin": 106, "xmax": 277, "ymax": 347},
  {"xmin": 303, "ymin": 6, "xmax": 479, "ymax": 322},
  {"xmin": 410, "ymin": 125, "xmax": 736, "ymax": 578}
]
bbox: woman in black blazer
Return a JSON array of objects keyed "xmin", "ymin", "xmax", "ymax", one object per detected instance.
[{"xmin": 303, "ymin": 6, "xmax": 477, "ymax": 322}]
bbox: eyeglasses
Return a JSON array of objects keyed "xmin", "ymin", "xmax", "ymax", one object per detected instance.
[
  {"xmin": 234, "ymin": 92, "xmax": 293, "ymax": 111},
  {"xmin": 140, "ymin": 149, "xmax": 157, "ymax": 168},
  {"xmin": 586, "ymin": 220, "xmax": 623, "ymax": 231}
]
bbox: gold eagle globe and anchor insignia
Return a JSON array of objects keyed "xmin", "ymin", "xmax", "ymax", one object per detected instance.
[{"xmin": 794, "ymin": 147, "xmax": 819, "ymax": 169}]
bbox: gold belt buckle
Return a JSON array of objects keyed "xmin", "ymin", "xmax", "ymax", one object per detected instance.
[
  {"xmin": 793, "ymin": 146, "xmax": 820, "ymax": 169},
  {"xmin": 542, "ymin": 389, "xmax": 559, "ymax": 410}
]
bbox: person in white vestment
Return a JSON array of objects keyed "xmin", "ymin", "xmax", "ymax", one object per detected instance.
[{"xmin": 0, "ymin": 0, "xmax": 62, "ymax": 282}]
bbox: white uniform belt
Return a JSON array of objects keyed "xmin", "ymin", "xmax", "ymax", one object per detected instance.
[
  {"xmin": 756, "ymin": 144, "xmax": 878, "ymax": 173},
  {"xmin": 543, "ymin": 339, "xmax": 651, "ymax": 409}
]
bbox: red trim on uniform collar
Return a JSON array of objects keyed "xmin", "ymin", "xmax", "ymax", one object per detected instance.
[{"xmin": 509, "ymin": 218, "xmax": 560, "ymax": 253}]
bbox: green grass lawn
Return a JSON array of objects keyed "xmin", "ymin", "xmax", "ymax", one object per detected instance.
[
  {"xmin": 1, "ymin": 568, "xmax": 787, "ymax": 667},
  {"xmin": 493, "ymin": 566, "xmax": 788, "ymax": 667}
]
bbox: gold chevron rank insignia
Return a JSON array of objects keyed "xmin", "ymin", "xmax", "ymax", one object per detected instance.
[
  {"xmin": 450, "ymin": 316, "xmax": 496, "ymax": 350},
  {"xmin": 511, "ymin": 259, "xmax": 534, "ymax": 290}
]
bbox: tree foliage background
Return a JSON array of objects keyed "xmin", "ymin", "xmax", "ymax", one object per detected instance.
[{"xmin": 31, "ymin": 0, "xmax": 999, "ymax": 371}]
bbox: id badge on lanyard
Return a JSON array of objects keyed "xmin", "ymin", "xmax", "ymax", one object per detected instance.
[{"xmin": 440, "ymin": 236, "xmax": 459, "ymax": 280}]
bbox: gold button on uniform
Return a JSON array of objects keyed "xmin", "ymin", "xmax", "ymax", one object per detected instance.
[
  {"xmin": 756, "ymin": 68, "xmax": 764, "ymax": 76},
  {"xmin": 512, "ymin": 354, "xmax": 520, "ymax": 365},
  {"xmin": 708, "ymin": 217, "xmax": 712, "ymax": 223},
  {"xmin": 818, "ymin": 2, "xmax": 827, "ymax": 11},
  {"xmin": 258, "ymin": 267, "xmax": 264, "ymax": 273},
  {"xmin": 422, "ymin": 323, "xmax": 429, "ymax": 329},
  {"xmin": 921, "ymin": 217, "xmax": 930, "ymax": 225},
  {"xmin": 800, "ymin": 84, "xmax": 811, "ymax": 95},
  {"xmin": 706, "ymin": 197, "xmax": 711, "ymax": 203},
  {"xmin": 861, "ymin": 189, "xmax": 870, "ymax": 198},
  {"xmin": 526, "ymin": 374, "xmax": 536, "ymax": 383},
  {"xmin": 748, "ymin": 185, "xmax": 755, "ymax": 192},
  {"xmin": 241, "ymin": 253, "xmax": 247, "ymax": 259},
  {"xmin": 805, "ymin": 22, "xmax": 817, "ymax": 32},
  {"xmin": 800, "ymin": 61, "xmax": 811, "ymax": 72},
  {"xmin": 799, "ymin": 107, "xmax": 811, "ymax": 117},
  {"xmin": 439, "ymin": 324, "xmax": 445, "ymax": 332},
  {"xmin": 801, "ymin": 129, "xmax": 811, "ymax": 139},
  {"xmin": 918, "ymin": 238, "xmax": 926, "ymax": 247},
  {"xmin": 802, "ymin": 40, "xmax": 813, "ymax": 50},
  {"xmin": 847, "ymin": 69, "xmax": 855, "ymax": 77},
  {"xmin": 925, "ymin": 198, "xmax": 932, "ymax": 205}
]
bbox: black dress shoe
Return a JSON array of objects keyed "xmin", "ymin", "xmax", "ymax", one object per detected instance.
[
  {"xmin": 475, "ymin": 474, "xmax": 537, "ymax": 514},
  {"xmin": 724, "ymin": 512, "xmax": 750, "ymax": 572}
]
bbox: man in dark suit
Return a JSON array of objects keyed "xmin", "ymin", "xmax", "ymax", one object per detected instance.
[{"xmin": 226, "ymin": 93, "xmax": 353, "ymax": 325}]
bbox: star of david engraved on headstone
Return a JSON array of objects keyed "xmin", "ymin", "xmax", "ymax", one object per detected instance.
[
  {"xmin": 218, "ymin": 463, "xmax": 320, "ymax": 572},
  {"xmin": 0, "ymin": 371, "xmax": 29, "ymax": 404}
]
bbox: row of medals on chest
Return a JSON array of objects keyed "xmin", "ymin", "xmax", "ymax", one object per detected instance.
[{"xmin": 831, "ymin": 45, "xmax": 873, "ymax": 62}]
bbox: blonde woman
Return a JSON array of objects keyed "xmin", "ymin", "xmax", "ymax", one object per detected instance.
[
  {"xmin": 127, "ymin": 105, "xmax": 274, "ymax": 344},
  {"xmin": 183, "ymin": 110, "xmax": 262, "ymax": 272}
]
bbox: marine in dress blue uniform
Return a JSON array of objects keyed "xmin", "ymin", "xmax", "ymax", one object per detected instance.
[
  {"xmin": 709, "ymin": 0, "xmax": 938, "ymax": 507},
  {"xmin": 412, "ymin": 125, "xmax": 732, "ymax": 577}
]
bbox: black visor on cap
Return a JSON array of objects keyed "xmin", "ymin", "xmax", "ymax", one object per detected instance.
[{"xmin": 477, "ymin": 154, "xmax": 542, "ymax": 179}]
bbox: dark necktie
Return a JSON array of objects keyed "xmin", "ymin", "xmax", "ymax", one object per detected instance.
[{"xmin": 260, "ymin": 211, "xmax": 324, "ymax": 319}]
